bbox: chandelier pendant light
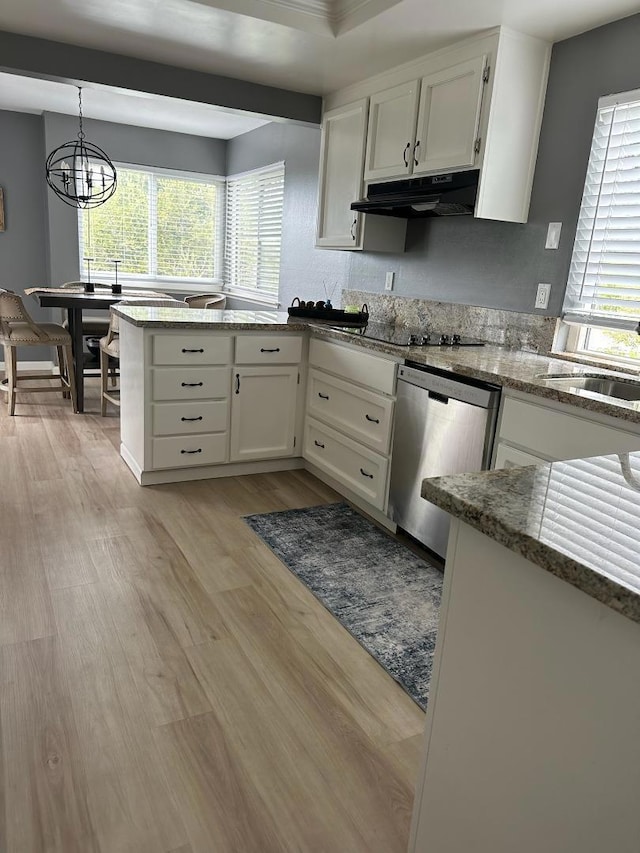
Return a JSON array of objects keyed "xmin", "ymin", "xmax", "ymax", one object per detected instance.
[{"xmin": 46, "ymin": 87, "xmax": 117, "ymax": 209}]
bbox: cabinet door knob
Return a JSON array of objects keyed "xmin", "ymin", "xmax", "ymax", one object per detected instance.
[
  {"xmin": 350, "ymin": 218, "xmax": 357, "ymax": 240},
  {"xmin": 314, "ymin": 440, "xmax": 325, "ymax": 449},
  {"xmin": 413, "ymin": 140, "xmax": 420, "ymax": 166},
  {"xmin": 181, "ymin": 382, "xmax": 203, "ymax": 387},
  {"xmin": 365, "ymin": 414, "xmax": 380, "ymax": 423},
  {"xmin": 260, "ymin": 347, "xmax": 280, "ymax": 353},
  {"xmin": 181, "ymin": 448, "xmax": 202, "ymax": 454},
  {"xmin": 181, "ymin": 416, "xmax": 203, "ymax": 422},
  {"xmin": 360, "ymin": 468, "xmax": 374, "ymax": 479},
  {"xmin": 235, "ymin": 373, "xmax": 240, "ymax": 394},
  {"xmin": 181, "ymin": 348, "xmax": 204, "ymax": 353},
  {"xmin": 318, "ymin": 392, "xmax": 330, "ymax": 400},
  {"xmin": 403, "ymin": 142, "xmax": 411, "ymax": 167}
]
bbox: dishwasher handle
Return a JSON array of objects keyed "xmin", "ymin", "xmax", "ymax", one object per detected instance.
[{"xmin": 428, "ymin": 390, "xmax": 449, "ymax": 404}]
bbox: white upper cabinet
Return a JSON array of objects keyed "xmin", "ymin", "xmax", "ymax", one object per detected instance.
[
  {"xmin": 413, "ymin": 55, "xmax": 487, "ymax": 174},
  {"xmin": 323, "ymin": 27, "xmax": 551, "ymax": 224},
  {"xmin": 364, "ymin": 81, "xmax": 419, "ymax": 181},
  {"xmin": 316, "ymin": 99, "xmax": 407, "ymax": 252},
  {"xmin": 316, "ymin": 99, "xmax": 368, "ymax": 248}
]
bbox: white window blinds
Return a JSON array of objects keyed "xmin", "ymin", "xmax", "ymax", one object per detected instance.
[
  {"xmin": 79, "ymin": 165, "xmax": 225, "ymax": 284},
  {"xmin": 564, "ymin": 89, "xmax": 640, "ymax": 329},
  {"xmin": 224, "ymin": 162, "xmax": 284, "ymax": 296}
]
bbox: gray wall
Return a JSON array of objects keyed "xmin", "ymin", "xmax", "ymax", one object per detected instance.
[
  {"xmin": 0, "ymin": 111, "xmax": 52, "ymax": 360},
  {"xmin": 341, "ymin": 14, "xmax": 640, "ymax": 316},
  {"xmin": 227, "ymin": 122, "xmax": 350, "ymax": 310}
]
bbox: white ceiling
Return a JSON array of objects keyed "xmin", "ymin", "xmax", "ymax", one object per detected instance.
[
  {"xmin": 0, "ymin": 71, "xmax": 270, "ymax": 138},
  {"xmin": 0, "ymin": 0, "xmax": 637, "ymax": 97}
]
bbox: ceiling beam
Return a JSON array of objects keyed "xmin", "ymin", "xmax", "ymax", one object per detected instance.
[{"xmin": 0, "ymin": 29, "xmax": 322, "ymax": 126}]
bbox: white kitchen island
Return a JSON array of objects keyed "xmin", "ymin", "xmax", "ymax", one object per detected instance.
[{"xmin": 411, "ymin": 454, "xmax": 640, "ymax": 853}]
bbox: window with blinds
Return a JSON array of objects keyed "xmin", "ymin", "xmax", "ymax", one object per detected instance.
[
  {"xmin": 79, "ymin": 165, "xmax": 225, "ymax": 284},
  {"xmin": 564, "ymin": 89, "xmax": 640, "ymax": 330},
  {"xmin": 224, "ymin": 163, "xmax": 284, "ymax": 296}
]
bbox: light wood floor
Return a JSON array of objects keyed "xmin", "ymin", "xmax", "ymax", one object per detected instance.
[{"xmin": 0, "ymin": 381, "xmax": 426, "ymax": 853}]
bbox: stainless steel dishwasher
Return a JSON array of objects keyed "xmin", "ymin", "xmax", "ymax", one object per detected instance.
[{"xmin": 389, "ymin": 363, "xmax": 501, "ymax": 559}]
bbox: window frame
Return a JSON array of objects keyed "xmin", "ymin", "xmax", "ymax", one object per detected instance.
[
  {"xmin": 78, "ymin": 163, "xmax": 226, "ymax": 292},
  {"xmin": 223, "ymin": 161, "xmax": 285, "ymax": 306},
  {"xmin": 562, "ymin": 87, "xmax": 640, "ymax": 365}
]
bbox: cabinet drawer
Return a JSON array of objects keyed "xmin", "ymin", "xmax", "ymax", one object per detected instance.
[
  {"xmin": 153, "ymin": 334, "xmax": 232, "ymax": 365},
  {"xmin": 307, "ymin": 368, "xmax": 394, "ymax": 454},
  {"xmin": 152, "ymin": 401, "xmax": 228, "ymax": 436},
  {"xmin": 303, "ymin": 417, "xmax": 389, "ymax": 511},
  {"xmin": 309, "ymin": 338, "xmax": 397, "ymax": 395},
  {"xmin": 235, "ymin": 335, "xmax": 303, "ymax": 364},
  {"xmin": 493, "ymin": 442, "xmax": 548, "ymax": 470},
  {"xmin": 499, "ymin": 396, "xmax": 640, "ymax": 461},
  {"xmin": 152, "ymin": 433, "xmax": 228, "ymax": 470},
  {"xmin": 152, "ymin": 367, "xmax": 230, "ymax": 401}
]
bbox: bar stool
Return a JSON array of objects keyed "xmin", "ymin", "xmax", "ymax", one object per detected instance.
[{"xmin": 0, "ymin": 288, "xmax": 78, "ymax": 415}]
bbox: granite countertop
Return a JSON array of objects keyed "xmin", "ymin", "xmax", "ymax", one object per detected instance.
[
  {"xmin": 113, "ymin": 305, "xmax": 308, "ymax": 330},
  {"xmin": 113, "ymin": 307, "xmax": 640, "ymax": 425},
  {"xmin": 422, "ymin": 453, "xmax": 640, "ymax": 623},
  {"xmin": 309, "ymin": 325, "xmax": 640, "ymax": 426}
]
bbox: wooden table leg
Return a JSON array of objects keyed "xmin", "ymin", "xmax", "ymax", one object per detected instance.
[{"xmin": 67, "ymin": 306, "xmax": 85, "ymax": 413}]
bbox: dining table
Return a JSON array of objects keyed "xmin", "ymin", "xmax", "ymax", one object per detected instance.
[{"xmin": 26, "ymin": 286, "xmax": 172, "ymax": 412}]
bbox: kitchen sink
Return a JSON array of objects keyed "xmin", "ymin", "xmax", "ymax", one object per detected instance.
[{"xmin": 537, "ymin": 373, "xmax": 640, "ymax": 401}]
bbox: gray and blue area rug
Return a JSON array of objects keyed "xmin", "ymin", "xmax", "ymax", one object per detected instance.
[{"xmin": 244, "ymin": 502, "xmax": 443, "ymax": 709}]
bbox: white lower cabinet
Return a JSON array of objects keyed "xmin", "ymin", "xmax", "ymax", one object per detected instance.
[
  {"xmin": 152, "ymin": 433, "xmax": 228, "ymax": 469},
  {"xmin": 494, "ymin": 392, "xmax": 640, "ymax": 468},
  {"xmin": 303, "ymin": 336, "xmax": 398, "ymax": 516},
  {"xmin": 119, "ymin": 326, "xmax": 303, "ymax": 483},
  {"xmin": 494, "ymin": 442, "xmax": 548, "ymax": 469},
  {"xmin": 304, "ymin": 418, "xmax": 388, "ymax": 510},
  {"xmin": 230, "ymin": 366, "xmax": 299, "ymax": 462}
]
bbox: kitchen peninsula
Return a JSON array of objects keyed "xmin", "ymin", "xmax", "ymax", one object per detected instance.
[
  {"xmin": 410, "ymin": 456, "xmax": 640, "ymax": 853},
  {"xmin": 114, "ymin": 304, "xmax": 640, "ymax": 496}
]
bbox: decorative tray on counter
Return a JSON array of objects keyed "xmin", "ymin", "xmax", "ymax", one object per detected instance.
[{"xmin": 287, "ymin": 298, "xmax": 369, "ymax": 324}]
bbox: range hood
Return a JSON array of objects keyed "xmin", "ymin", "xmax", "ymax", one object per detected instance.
[{"xmin": 351, "ymin": 169, "xmax": 479, "ymax": 218}]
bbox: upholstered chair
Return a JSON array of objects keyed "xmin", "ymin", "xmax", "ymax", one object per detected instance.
[
  {"xmin": 99, "ymin": 298, "xmax": 183, "ymax": 416},
  {"xmin": 184, "ymin": 293, "xmax": 227, "ymax": 310},
  {"xmin": 0, "ymin": 288, "xmax": 78, "ymax": 415}
]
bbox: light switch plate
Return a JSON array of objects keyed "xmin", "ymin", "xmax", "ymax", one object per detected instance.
[
  {"xmin": 535, "ymin": 283, "xmax": 551, "ymax": 309},
  {"xmin": 385, "ymin": 271, "xmax": 395, "ymax": 291},
  {"xmin": 545, "ymin": 222, "xmax": 562, "ymax": 250}
]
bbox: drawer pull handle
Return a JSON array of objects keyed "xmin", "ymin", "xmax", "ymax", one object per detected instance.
[
  {"xmin": 181, "ymin": 448, "xmax": 202, "ymax": 455},
  {"xmin": 314, "ymin": 440, "xmax": 325, "ymax": 449},
  {"xmin": 235, "ymin": 373, "xmax": 240, "ymax": 395},
  {"xmin": 318, "ymin": 392, "xmax": 330, "ymax": 400},
  {"xmin": 360, "ymin": 468, "xmax": 374, "ymax": 479},
  {"xmin": 182, "ymin": 348, "xmax": 204, "ymax": 353},
  {"xmin": 181, "ymin": 382, "xmax": 204, "ymax": 387},
  {"xmin": 181, "ymin": 416, "xmax": 203, "ymax": 422},
  {"xmin": 260, "ymin": 347, "xmax": 281, "ymax": 353},
  {"xmin": 365, "ymin": 414, "xmax": 380, "ymax": 423}
]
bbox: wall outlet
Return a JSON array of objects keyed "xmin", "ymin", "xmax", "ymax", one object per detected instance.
[
  {"xmin": 545, "ymin": 222, "xmax": 562, "ymax": 250},
  {"xmin": 385, "ymin": 271, "xmax": 395, "ymax": 291},
  {"xmin": 535, "ymin": 283, "xmax": 551, "ymax": 309}
]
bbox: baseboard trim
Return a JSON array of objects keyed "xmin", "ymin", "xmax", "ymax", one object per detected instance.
[{"xmin": 120, "ymin": 444, "xmax": 304, "ymax": 485}]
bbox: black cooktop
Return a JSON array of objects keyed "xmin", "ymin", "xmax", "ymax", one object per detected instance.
[{"xmin": 330, "ymin": 322, "xmax": 485, "ymax": 348}]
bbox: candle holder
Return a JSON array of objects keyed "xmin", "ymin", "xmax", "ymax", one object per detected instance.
[
  {"xmin": 111, "ymin": 259, "xmax": 122, "ymax": 294},
  {"xmin": 83, "ymin": 257, "xmax": 95, "ymax": 293}
]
